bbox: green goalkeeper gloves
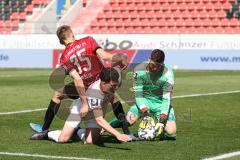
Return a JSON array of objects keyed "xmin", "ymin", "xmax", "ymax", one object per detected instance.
[
  {"xmin": 155, "ymin": 113, "xmax": 168, "ymax": 136},
  {"xmin": 155, "ymin": 122, "xmax": 164, "ymax": 136}
]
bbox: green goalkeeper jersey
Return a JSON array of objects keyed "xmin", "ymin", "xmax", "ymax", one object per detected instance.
[{"xmin": 133, "ymin": 62, "xmax": 174, "ymax": 115}]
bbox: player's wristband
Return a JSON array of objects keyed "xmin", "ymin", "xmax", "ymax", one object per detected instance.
[
  {"xmin": 140, "ymin": 107, "xmax": 150, "ymax": 117},
  {"xmin": 159, "ymin": 114, "xmax": 167, "ymax": 125}
]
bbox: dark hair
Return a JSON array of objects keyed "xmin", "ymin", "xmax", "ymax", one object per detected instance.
[
  {"xmin": 150, "ymin": 49, "xmax": 165, "ymax": 63},
  {"xmin": 56, "ymin": 25, "xmax": 72, "ymax": 45},
  {"xmin": 100, "ymin": 68, "xmax": 119, "ymax": 83}
]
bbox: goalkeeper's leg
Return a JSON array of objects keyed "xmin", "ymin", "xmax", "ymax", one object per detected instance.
[
  {"xmin": 158, "ymin": 110, "xmax": 177, "ymax": 140},
  {"xmin": 162, "ymin": 121, "xmax": 176, "ymax": 140},
  {"xmin": 153, "ymin": 106, "xmax": 177, "ymax": 140},
  {"xmin": 110, "ymin": 104, "xmax": 140, "ymax": 129}
]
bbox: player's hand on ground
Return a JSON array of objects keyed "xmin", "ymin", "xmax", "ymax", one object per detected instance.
[
  {"xmin": 155, "ymin": 122, "xmax": 164, "ymax": 136},
  {"xmin": 116, "ymin": 133, "xmax": 132, "ymax": 142},
  {"xmin": 80, "ymin": 104, "xmax": 89, "ymax": 118}
]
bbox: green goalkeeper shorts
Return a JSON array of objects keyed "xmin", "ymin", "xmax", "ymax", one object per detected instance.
[{"xmin": 129, "ymin": 103, "xmax": 176, "ymax": 121}]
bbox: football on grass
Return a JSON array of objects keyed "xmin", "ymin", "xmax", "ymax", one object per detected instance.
[{"xmin": 138, "ymin": 126, "xmax": 156, "ymax": 140}]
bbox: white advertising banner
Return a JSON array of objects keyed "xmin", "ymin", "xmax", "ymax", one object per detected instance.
[
  {"xmin": 1, "ymin": 34, "xmax": 240, "ymax": 50},
  {"xmin": 165, "ymin": 50, "xmax": 240, "ymax": 70},
  {"xmin": 0, "ymin": 34, "xmax": 240, "ymax": 70}
]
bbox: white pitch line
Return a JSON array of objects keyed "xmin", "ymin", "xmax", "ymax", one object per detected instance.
[
  {"xmin": 0, "ymin": 74, "xmax": 49, "ymax": 78},
  {"xmin": 172, "ymin": 90, "xmax": 240, "ymax": 99},
  {"xmin": 0, "ymin": 152, "xmax": 103, "ymax": 160},
  {"xmin": 0, "ymin": 108, "xmax": 46, "ymax": 115},
  {"xmin": 123, "ymin": 90, "xmax": 240, "ymax": 103},
  {"xmin": 203, "ymin": 151, "xmax": 240, "ymax": 160},
  {"xmin": 0, "ymin": 90, "xmax": 240, "ymax": 115}
]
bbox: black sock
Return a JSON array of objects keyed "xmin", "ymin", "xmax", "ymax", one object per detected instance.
[
  {"xmin": 112, "ymin": 101, "xmax": 130, "ymax": 134},
  {"xmin": 42, "ymin": 100, "xmax": 60, "ymax": 131},
  {"xmin": 119, "ymin": 114, "xmax": 131, "ymax": 135}
]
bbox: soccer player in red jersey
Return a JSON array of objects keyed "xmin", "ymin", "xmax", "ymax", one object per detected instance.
[{"xmin": 30, "ymin": 25, "xmax": 131, "ymax": 136}]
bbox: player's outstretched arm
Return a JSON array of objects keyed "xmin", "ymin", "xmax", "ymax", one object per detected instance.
[
  {"xmin": 93, "ymin": 108, "xmax": 132, "ymax": 142},
  {"xmin": 69, "ymin": 69, "xmax": 89, "ymax": 118},
  {"xmin": 96, "ymin": 48, "xmax": 127, "ymax": 69}
]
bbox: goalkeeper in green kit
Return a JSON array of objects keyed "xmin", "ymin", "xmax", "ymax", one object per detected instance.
[{"xmin": 110, "ymin": 49, "xmax": 176, "ymax": 140}]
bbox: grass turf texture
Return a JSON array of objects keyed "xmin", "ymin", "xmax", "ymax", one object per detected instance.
[{"xmin": 0, "ymin": 69, "xmax": 240, "ymax": 160}]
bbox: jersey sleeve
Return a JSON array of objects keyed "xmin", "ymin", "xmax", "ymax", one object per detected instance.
[
  {"xmin": 161, "ymin": 70, "xmax": 174, "ymax": 115},
  {"xmin": 133, "ymin": 71, "xmax": 150, "ymax": 110},
  {"xmin": 60, "ymin": 55, "xmax": 75, "ymax": 74},
  {"xmin": 87, "ymin": 36, "xmax": 101, "ymax": 54},
  {"xmin": 132, "ymin": 63, "xmax": 151, "ymax": 110}
]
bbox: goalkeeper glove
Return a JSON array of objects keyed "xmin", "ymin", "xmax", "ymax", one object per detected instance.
[
  {"xmin": 140, "ymin": 107, "xmax": 150, "ymax": 117},
  {"xmin": 155, "ymin": 122, "xmax": 164, "ymax": 136},
  {"xmin": 155, "ymin": 114, "xmax": 167, "ymax": 136}
]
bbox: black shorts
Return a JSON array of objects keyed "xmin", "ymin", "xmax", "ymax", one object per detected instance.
[{"xmin": 64, "ymin": 82, "xmax": 79, "ymax": 99}]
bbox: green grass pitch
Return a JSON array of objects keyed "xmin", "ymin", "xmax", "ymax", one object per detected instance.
[{"xmin": 0, "ymin": 68, "xmax": 240, "ymax": 160}]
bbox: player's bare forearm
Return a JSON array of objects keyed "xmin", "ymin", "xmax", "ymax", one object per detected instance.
[
  {"xmin": 93, "ymin": 109, "xmax": 121, "ymax": 137},
  {"xmin": 69, "ymin": 70, "xmax": 88, "ymax": 105},
  {"xmin": 73, "ymin": 77, "xmax": 89, "ymax": 117},
  {"xmin": 74, "ymin": 79, "xmax": 88, "ymax": 103},
  {"xmin": 96, "ymin": 48, "xmax": 125, "ymax": 62},
  {"xmin": 96, "ymin": 48, "xmax": 113, "ymax": 61}
]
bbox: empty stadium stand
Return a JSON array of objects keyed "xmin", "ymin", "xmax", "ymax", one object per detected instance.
[
  {"xmin": 0, "ymin": 0, "xmax": 50, "ymax": 34},
  {"xmin": 1, "ymin": 0, "xmax": 240, "ymax": 34},
  {"xmin": 80, "ymin": 0, "xmax": 240, "ymax": 34}
]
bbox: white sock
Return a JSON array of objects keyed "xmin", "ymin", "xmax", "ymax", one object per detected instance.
[
  {"xmin": 77, "ymin": 128, "xmax": 86, "ymax": 144},
  {"xmin": 48, "ymin": 130, "xmax": 61, "ymax": 142}
]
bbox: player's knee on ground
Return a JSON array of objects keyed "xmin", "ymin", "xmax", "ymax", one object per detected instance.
[
  {"xmin": 165, "ymin": 121, "xmax": 177, "ymax": 135},
  {"xmin": 85, "ymin": 128, "xmax": 101, "ymax": 144},
  {"xmin": 58, "ymin": 135, "xmax": 71, "ymax": 143},
  {"xmin": 57, "ymin": 123, "xmax": 76, "ymax": 143}
]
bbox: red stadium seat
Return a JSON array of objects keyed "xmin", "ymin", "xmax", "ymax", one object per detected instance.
[
  {"xmin": 170, "ymin": 4, "xmax": 178, "ymax": 12},
  {"xmin": 0, "ymin": 20, "xmax": 3, "ymax": 28},
  {"xmin": 202, "ymin": 19, "xmax": 212, "ymax": 27},
  {"xmin": 222, "ymin": 2, "xmax": 232, "ymax": 11},
  {"xmin": 11, "ymin": 12, "xmax": 19, "ymax": 20},
  {"xmin": 208, "ymin": 10, "xmax": 218, "ymax": 19},
  {"xmin": 12, "ymin": 20, "xmax": 19, "ymax": 30},
  {"xmin": 5, "ymin": 20, "xmax": 12, "ymax": 28},
  {"xmin": 4, "ymin": 27, "xmax": 12, "ymax": 34},
  {"xmin": 222, "ymin": 27, "xmax": 234, "ymax": 33},
  {"xmin": 213, "ymin": 3, "xmax": 223, "ymax": 11},
  {"xmin": 185, "ymin": 19, "xmax": 194, "ymax": 27},
  {"xmin": 195, "ymin": 4, "xmax": 204, "ymax": 11},
  {"xmin": 221, "ymin": 19, "xmax": 231, "ymax": 27},
  {"xmin": 205, "ymin": 4, "xmax": 213, "ymax": 11},
  {"xmin": 19, "ymin": 12, "xmax": 26, "ymax": 21},
  {"xmin": 212, "ymin": 19, "xmax": 221, "ymax": 27},
  {"xmin": 216, "ymin": 10, "xmax": 227, "ymax": 19},
  {"xmin": 229, "ymin": 18, "xmax": 239, "ymax": 27}
]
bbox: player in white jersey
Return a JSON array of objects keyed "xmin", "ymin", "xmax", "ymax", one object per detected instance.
[{"xmin": 31, "ymin": 68, "xmax": 132, "ymax": 144}]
